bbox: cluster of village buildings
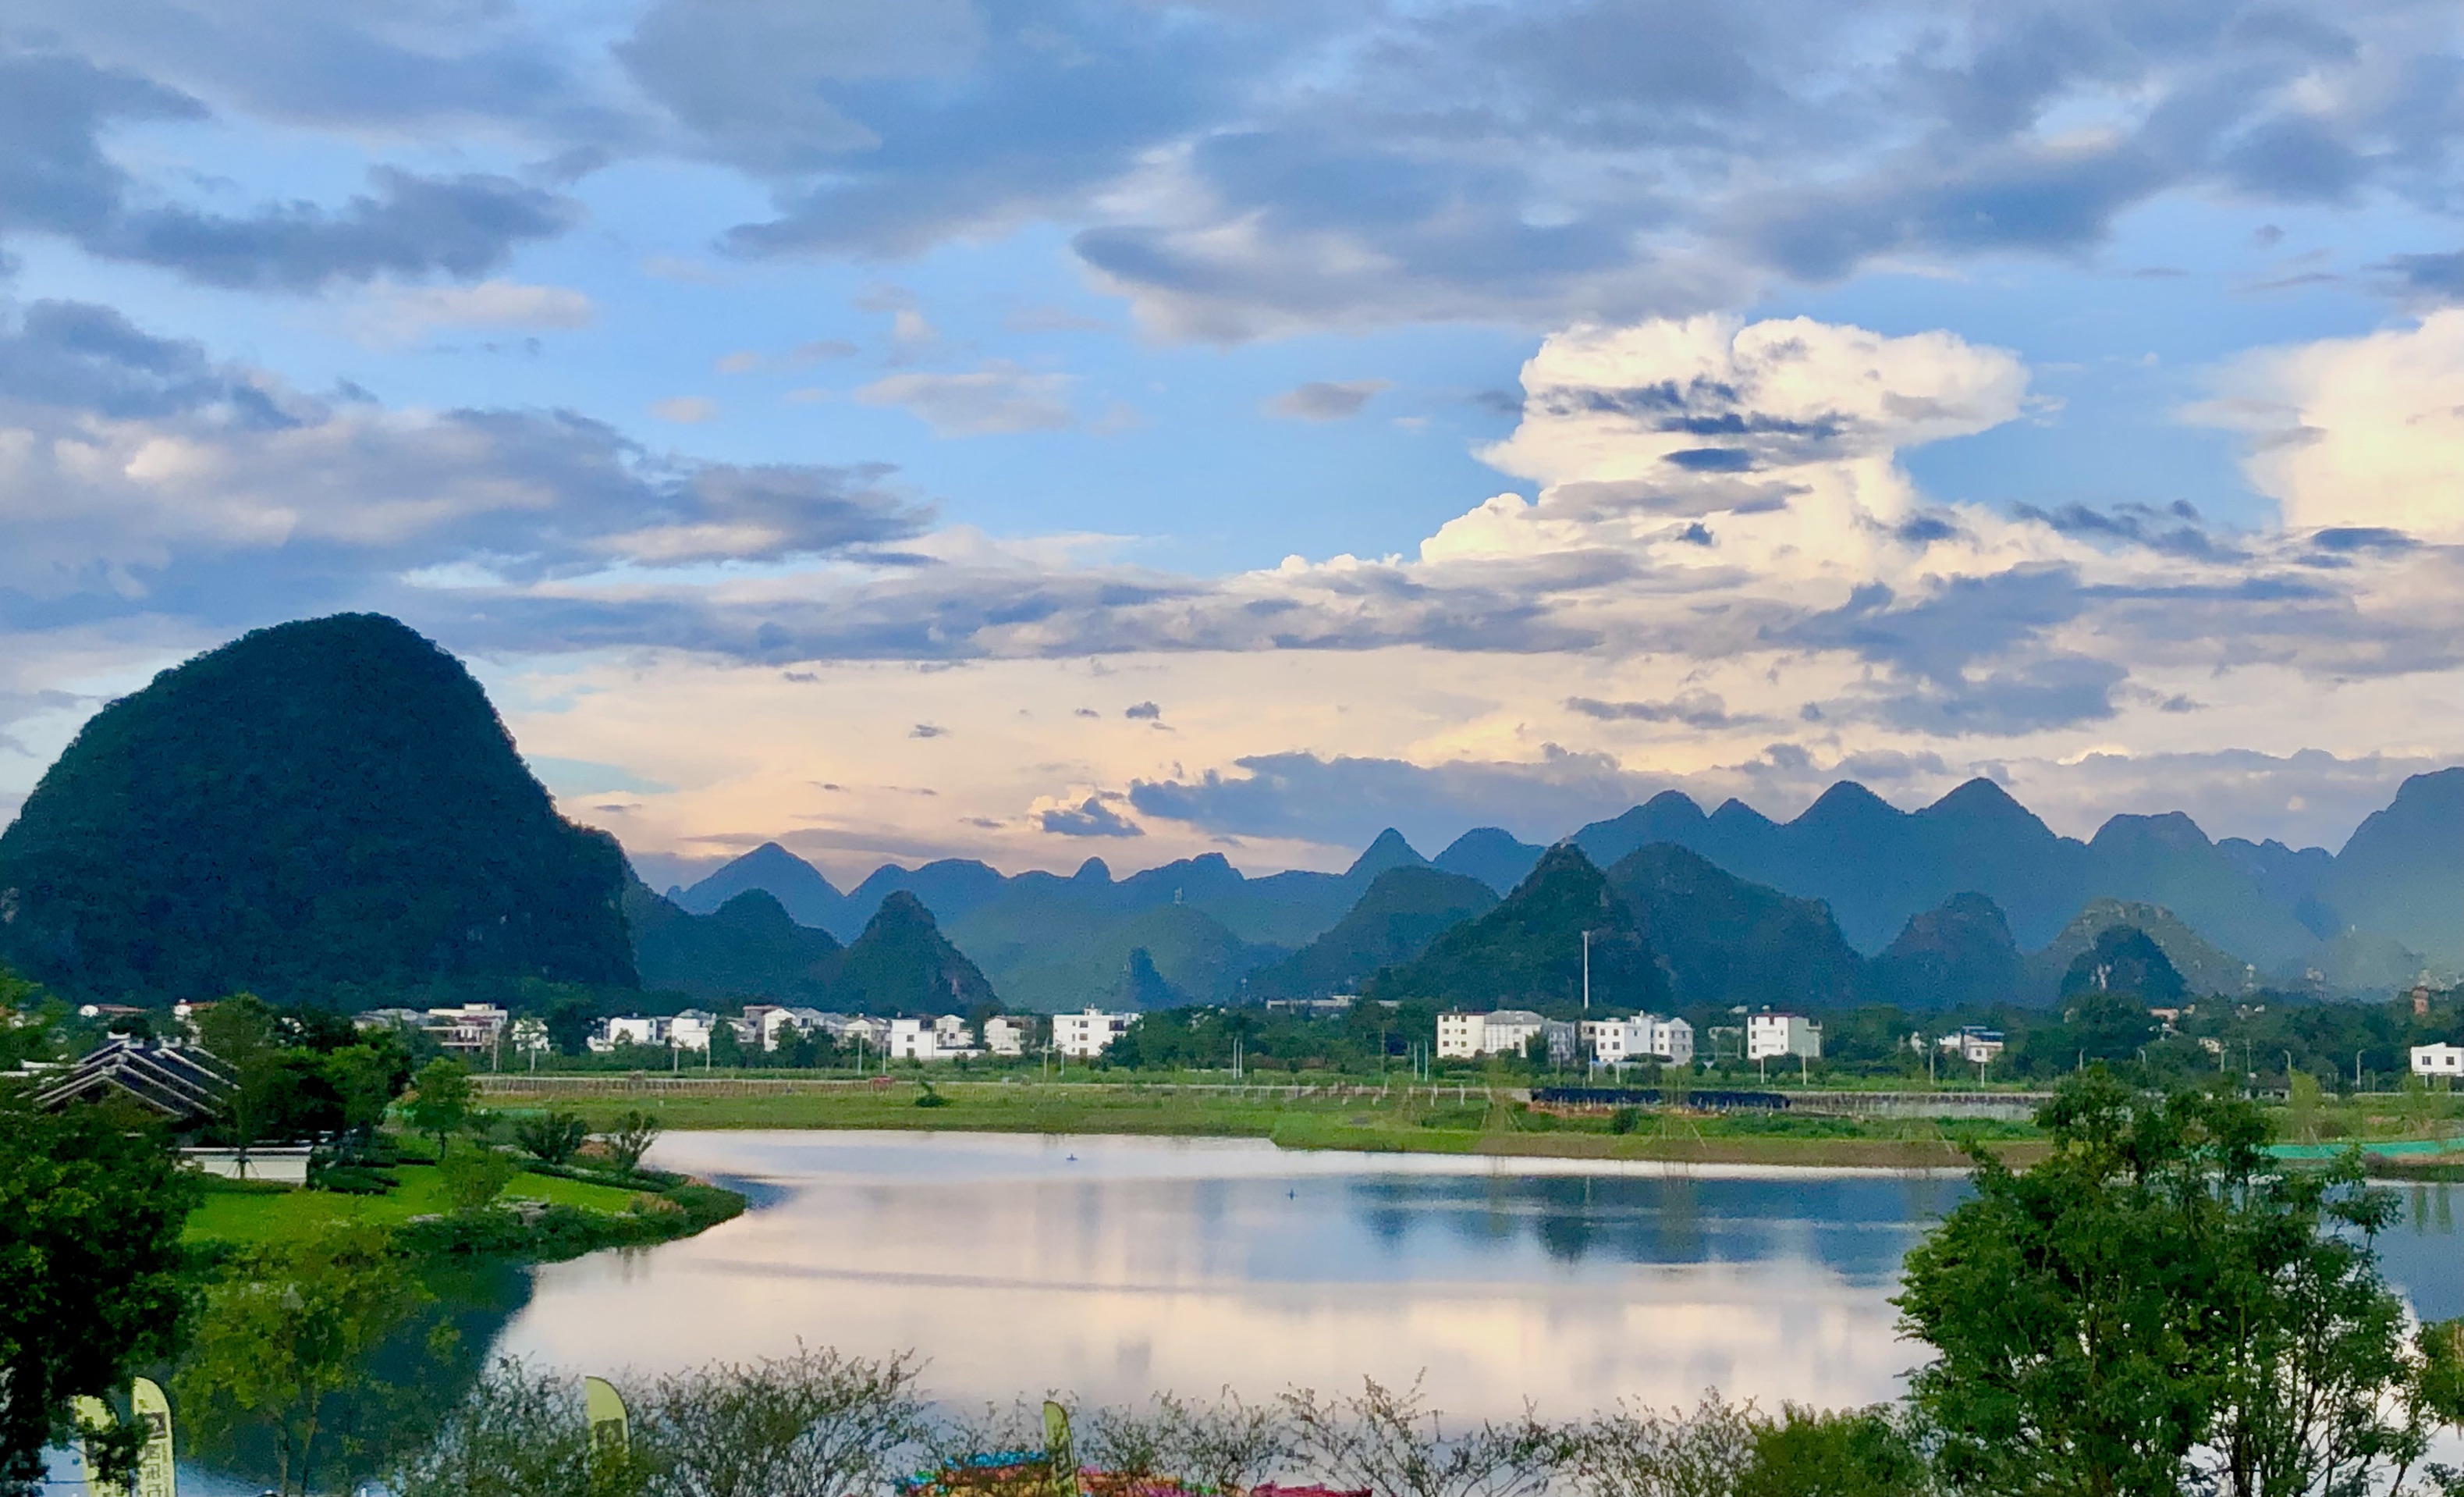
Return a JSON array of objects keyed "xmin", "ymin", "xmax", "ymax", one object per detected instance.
[
  {"xmin": 1432, "ymin": 1008, "xmax": 1830, "ymax": 1068},
  {"xmin": 109, "ymin": 996, "xmax": 2464, "ymax": 1084},
  {"xmin": 337, "ymin": 1001, "xmax": 1138, "ymax": 1062}
]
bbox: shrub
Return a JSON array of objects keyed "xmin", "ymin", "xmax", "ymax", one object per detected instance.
[
  {"xmin": 438, "ymin": 1147, "xmax": 520, "ymax": 1212},
  {"xmin": 514, "ymin": 1111, "xmax": 590, "ymax": 1166}
]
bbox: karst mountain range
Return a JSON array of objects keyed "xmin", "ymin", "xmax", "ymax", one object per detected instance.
[{"xmin": 0, "ymin": 613, "xmax": 2454, "ymax": 1015}]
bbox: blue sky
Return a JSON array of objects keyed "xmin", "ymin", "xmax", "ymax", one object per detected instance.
[{"xmin": 5, "ymin": 0, "xmax": 2464, "ymax": 886}]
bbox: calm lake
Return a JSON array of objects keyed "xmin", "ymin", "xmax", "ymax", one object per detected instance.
[
  {"xmin": 152, "ymin": 1129, "xmax": 2464, "ymax": 1491},
  {"xmin": 494, "ymin": 1129, "xmax": 2464, "ymax": 1417}
]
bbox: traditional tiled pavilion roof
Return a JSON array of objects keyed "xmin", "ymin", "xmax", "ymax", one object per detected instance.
[{"xmin": 31, "ymin": 1038, "xmax": 234, "ymax": 1125}]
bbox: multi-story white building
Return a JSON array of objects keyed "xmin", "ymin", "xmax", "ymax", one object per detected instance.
[
  {"xmin": 598, "ymin": 1015, "xmax": 669, "ymax": 1050},
  {"xmin": 760, "ymin": 1006, "xmax": 832, "ymax": 1049},
  {"xmin": 886, "ymin": 1015, "xmax": 982, "ymax": 1061},
  {"xmin": 425, "ymin": 1002, "xmax": 510, "ymax": 1053},
  {"xmin": 833, "ymin": 1015, "xmax": 890, "ymax": 1051},
  {"xmin": 1054, "ymin": 1008, "xmax": 1131, "ymax": 1058},
  {"xmin": 1938, "ymin": 1026, "xmax": 2006, "ymax": 1065},
  {"xmin": 985, "ymin": 1015, "xmax": 1034, "ymax": 1057},
  {"xmin": 1581, "ymin": 1015, "xmax": 1695, "ymax": 1067},
  {"xmin": 2413, "ymin": 1043, "xmax": 2464, "ymax": 1079},
  {"xmin": 1746, "ymin": 1012, "xmax": 1822, "ymax": 1061},
  {"xmin": 888, "ymin": 1018, "xmax": 936, "ymax": 1060},
  {"xmin": 1437, "ymin": 1010, "xmax": 1575, "ymax": 1061},
  {"xmin": 667, "ymin": 1010, "xmax": 719, "ymax": 1052}
]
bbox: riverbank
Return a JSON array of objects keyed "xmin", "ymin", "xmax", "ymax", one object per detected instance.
[
  {"xmin": 471, "ymin": 1076, "xmax": 2059, "ymax": 1170},
  {"xmin": 186, "ymin": 1157, "xmax": 747, "ymax": 1261}
]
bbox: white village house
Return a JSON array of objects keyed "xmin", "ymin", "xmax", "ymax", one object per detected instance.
[
  {"xmin": 1746, "ymin": 1012, "xmax": 1823, "ymax": 1061},
  {"xmin": 1436, "ymin": 1010, "xmax": 1578, "ymax": 1062},
  {"xmin": 2413, "ymin": 1043, "xmax": 2464, "ymax": 1079},
  {"xmin": 1579, "ymin": 1015, "xmax": 1695, "ymax": 1067},
  {"xmin": 1054, "ymin": 1008, "xmax": 1132, "ymax": 1058}
]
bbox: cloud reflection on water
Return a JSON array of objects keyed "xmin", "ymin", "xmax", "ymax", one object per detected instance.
[{"xmin": 499, "ymin": 1131, "xmax": 1965, "ymax": 1417}]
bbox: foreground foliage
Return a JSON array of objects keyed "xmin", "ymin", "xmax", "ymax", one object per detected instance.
[
  {"xmin": 0, "ymin": 1097, "xmax": 196, "ymax": 1497},
  {"xmin": 1898, "ymin": 1072, "xmax": 2464, "ymax": 1496}
]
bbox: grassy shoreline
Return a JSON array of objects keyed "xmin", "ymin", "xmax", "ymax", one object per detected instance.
[
  {"xmin": 187, "ymin": 1155, "xmax": 747, "ymax": 1260},
  {"xmin": 470, "ymin": 1076, "xmax": 2060, "ymax": 1170}
]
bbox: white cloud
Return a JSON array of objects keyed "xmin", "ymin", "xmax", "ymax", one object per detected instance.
[
  {"xmin": 651, "ymin": 396, "xmax": 719, "ymax": 423},
  {"xmin": 855, "ymin": 361, "xmax": 1075, "ymax": 436},
  {"xmin": 346, "ymin": 279, "xmax": 595, "ymax": 347},
  {"xmin": 2199, "ymin": 309, "xmax": 2464, "ymax": 540}
]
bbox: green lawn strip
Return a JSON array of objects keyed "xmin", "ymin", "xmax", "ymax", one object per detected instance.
[
  {"xmin": 186, "ymin": 1162, "xmax": 644, "ymax": 1247},
  {"xmin": 478, "ymin": 1082, "xmax": 2042, "ymax": 1166}
]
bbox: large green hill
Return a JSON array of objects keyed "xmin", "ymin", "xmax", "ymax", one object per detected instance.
[
  {"xmin": 1370, "ymin": 843, "xmax": 1667, "ymax": 1012},
  {"xmin": 1248, "ymin": 865, "xmax": 1500, "ymax": 999},
  {"xmin": 0, "ymin": 614, "xmax": 635, "ymax": 1002}
]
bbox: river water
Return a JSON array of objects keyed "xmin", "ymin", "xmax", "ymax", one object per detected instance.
[
  {"xmin": 146, "ymin": 1129, "xmax": 2464, "ymax": 1492},
  {"xmin": 499, "ymin": 1130, "xmax": 1965, "ymax": 1417}
]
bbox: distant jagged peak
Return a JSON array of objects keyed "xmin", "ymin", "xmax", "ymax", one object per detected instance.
[
  {"xmin": 1072, "ymin": 856, "xmax": 1113, "ymax": 883},
  {"xmin": 2089, "ymin": 809, "xmax": 2217, "ymax": 852},
  {"xmin": 1795, "ymin": 779, "xmax": 1902, "ymax": 827},
  {"xmin": 1344, "ymin": 827, "xmax": 1428, "ymax": 882},
  {"xmin": 1706, "ymin": 796, "xmax": 1777, "ymax": 829},
  {"xmin": 1919, "ymin": 777, "xmax": 2041, "ymax": 825}
]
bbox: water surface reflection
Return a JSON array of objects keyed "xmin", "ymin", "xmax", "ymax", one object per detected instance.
[{"xmin": 499, "ymin": 1132, "xmax": 1967, "ymax": 1417}]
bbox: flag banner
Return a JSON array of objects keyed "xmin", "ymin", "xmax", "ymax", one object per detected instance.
[
  {"xmin": 584, "ymin": 1375, "xmax": 630, "ymax": 1453},
  {"xmin": 73, "ymin": 1396, "xmax": 122, "ymax": 1497},
  {"xmin": 130, "ymin": 1378, "xmax": 174, "ymax": 1497},
  {"xmin": 1042, "ymin": 1401, "xmax": 1076, "ymax": 1497}
]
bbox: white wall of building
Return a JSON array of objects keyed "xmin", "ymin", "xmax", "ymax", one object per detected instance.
[
  {"xmin": 985, "ymin": 1015, "xmax": 1032, "ymax": 1057},
  {"xmin": 2413, "ymin": 1044, "xmax": 2464, "ymax": 1077},
  {"xmin": 1055, "ymin": 1008, "xmax": 1131, "ymax": 1057},
  {"xmin": 1746, "ymin": 1013, "xmax": 1822, "ymax": 1061}
]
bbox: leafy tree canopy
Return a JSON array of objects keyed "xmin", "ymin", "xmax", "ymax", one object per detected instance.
[{"xmin": 0, "ymin": 1098, "xmax": 197, "ymax": 1496}]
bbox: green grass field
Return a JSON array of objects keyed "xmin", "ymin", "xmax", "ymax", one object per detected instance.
[
  {"xmin": 185, "ymin": 1163, "xmax": 646, "ymax": 1247},
  {"xmin": 473, "ymin": 1079, "xmax": 2055, "ymax": 1169}
]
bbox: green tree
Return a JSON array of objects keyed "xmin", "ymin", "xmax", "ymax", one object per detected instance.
[
  {"xmin": 0, "ymin": 1097, "xmax": 197, "ymax": 1497},
  {"xmin": 176, "ymin": 1225, "xmax": 429, "ymax": 1497},
  {"xmin": 514, "ymin": 1110, "xmax": 589, "ymax": 1166},
  {"xmin": 602, "ymin": 1110, "xmax": 665, "ymax": 1173},
  {"xmin": 708, "ymin": 1019, "xmax": 747, "ymax": 1069},
  {"xmin": 407, "ymin": 1057, "xmax": 475, "ymax": 1157},
  {"xmin": 196, "ymin": 991, "xmax": 288, "ymax": 1162},
  {"xmin": 1897, "ymin": 1071, "xmax": 2450, "ymax": 1497},
  {"xmin": 325, "ymin": 1040, "xmax": 410, "ymax": 1151}
]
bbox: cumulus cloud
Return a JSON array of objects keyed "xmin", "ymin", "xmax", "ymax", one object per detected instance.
[
  {"xmin": 0, "ymin": 299, "xmax": 928, "ymax": 611},
  {"xmin": 1266, "ymin": 380, "xmax": 1390, "ymax": 421},
  {"xmin": 2198, "ymin": 310, "xmax": 2464, "ymax": 542},
  {"xmin": 12, "ymin": 291, "xmax": 2464, "ymax": 881},
  {"xmin": 855, "ymin": 361, "xmax": 1076, "ymax": 436}
]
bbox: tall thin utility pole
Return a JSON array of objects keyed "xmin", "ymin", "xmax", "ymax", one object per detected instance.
[{"xmin": 1582, "ymin": 930, "xmax": 1592, "ymax": 1012}]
